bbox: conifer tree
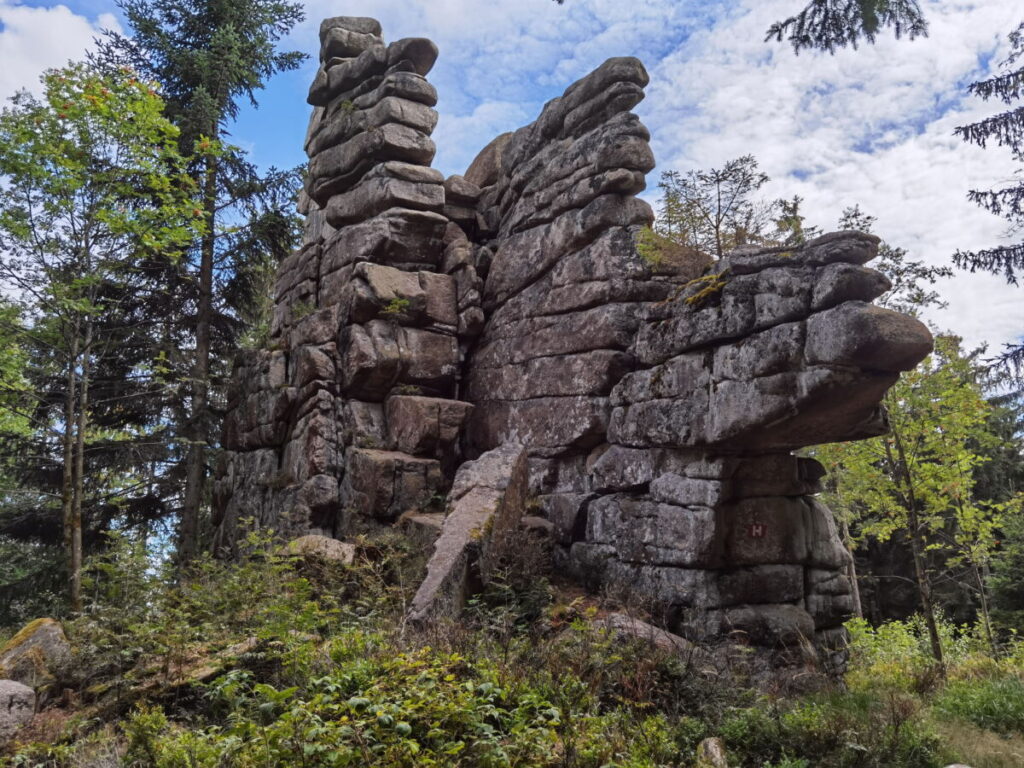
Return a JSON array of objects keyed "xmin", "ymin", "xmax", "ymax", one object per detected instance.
[
  {"xmin": 643, "ymin": 155, "xmax": 776, "ymax": 262},
  {"xmin": 0, "ymin": 64, "xmax": 206, "ymax": 610},
  {"xmin": 955, "ymin": 22, "xmax": 1024, "ymax": 372},
  {"xmin": 96, "ymin": 0, "xmax": 305, "ymax": 562}
]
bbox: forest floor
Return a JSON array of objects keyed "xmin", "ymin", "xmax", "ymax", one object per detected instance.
[{"xmin": 2, "ymin": 532, "xmax": 1024, "ymax": 768}]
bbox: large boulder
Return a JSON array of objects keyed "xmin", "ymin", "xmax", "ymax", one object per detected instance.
[
  {"xmin": 0, "ymin": 618, "xmax": 71, "ymax": 689},
  {"xmin": 284, "ymin": 535, "xmax": 356, "ymax": 566},
  {"xmin": 696, "ymin": 737, "xmax": 729, "ymax": 768}
]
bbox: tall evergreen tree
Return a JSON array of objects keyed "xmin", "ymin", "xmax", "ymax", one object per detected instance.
[
  {"xmin": 95, "ymin": 0, "xmax": 305, "ymax": 562},
  {"xmin": 955, "ymin": 21, "xmax": 1024, "ymax": 373}
]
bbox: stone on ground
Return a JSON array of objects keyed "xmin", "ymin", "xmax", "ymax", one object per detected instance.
[
  {"xmin": 0, "ymin": 679, "xmax": 35, "ymax": 747},
  {"xmin": 0, "ymin": 619, "xmax": 71, "ymax": 689}
]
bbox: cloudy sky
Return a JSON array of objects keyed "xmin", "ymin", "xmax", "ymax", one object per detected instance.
[{"xmin": 0, "ymin": 0, "xmax": 1020, "ymax": 355}]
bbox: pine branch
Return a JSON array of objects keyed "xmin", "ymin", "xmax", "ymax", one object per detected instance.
[
  {"xmin": 993, "ymin": 343, "xmax": 1024, "ymax": 378},
  {"xmin": 765, "ymin": 0, "xmax": 927, "ymax": 54},
  {"xmin": 955, "ymin": 106, "xmax": 1024, "ymax": 149},
  {"xmin": 966, "ymin": 184, "xmax": 1024, "ymax": 222},
  {"xmin": 953, "ymin": 242, "xmax": 1024, "ymax": 285},
  {"xmin": 970, "ymin": 68, "xmax": 1024, "ymax": 106}
]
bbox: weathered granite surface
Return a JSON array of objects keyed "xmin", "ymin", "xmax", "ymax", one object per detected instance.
[
  {"xmin": 0, "ymin": 679, "xmax": 34, "ymax": 747},
  {"xmin": 408, "ymin": 443, "xmax": 528, "ymax": 623},
  {"xmin": 213, "ymin": 16, "xmax": 933, "ymax": 671},
  {"xmin": 0, "ymin": 618, "xmax": 71, "ymax": 689},
  {"xmin": 212, "ymin": 17, "xmax": 479, "ymax": 552}
]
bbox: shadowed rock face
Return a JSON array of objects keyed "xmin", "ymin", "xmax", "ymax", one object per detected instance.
[{"xmin": 214, "ymin": 17, "xmax": 932, "ymax": 671}]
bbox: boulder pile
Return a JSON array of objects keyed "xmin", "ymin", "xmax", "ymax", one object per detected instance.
[{"xmin": 213, "ymin": 16, "xmax": 933, "ymax": 672}]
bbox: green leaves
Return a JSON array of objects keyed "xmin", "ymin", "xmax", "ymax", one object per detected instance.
[
  {"xmin": 821, "ymin": 337, "xmax": 998, "ymax": 540},
  {"xmin": 0, "ymin": 62, "xmax": 210, "ymax": 290}
]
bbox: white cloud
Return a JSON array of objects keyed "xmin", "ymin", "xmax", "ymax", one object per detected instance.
[
  {"xmin": 433, "ymin": 101, "xmax": 533, "ymax": 177},
  {"xmin": 0, "ymin": 2, "xmax": 119, "ymax": 102},
  {"xmin": 4, "ymin": 1, "xmax": 1017, "ymax": 354},
  {"xmin": 298, "ymin": 0, "xmax": 715, "ymax": 164},
  {"xmin": 641, "ymin": 0, "xmax": 1022, "ymax": 353},
  {"xmin": 299, "ymin": 0, "xmax": 1022, "ymax": 353}
]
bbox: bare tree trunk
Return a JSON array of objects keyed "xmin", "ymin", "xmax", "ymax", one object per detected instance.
[
  {"xmin": 180, "ymin": 161, "xmax": 217, "ymax": 564},
  {"xmin": 70, "ymin": 319, "xmax": 93, "ymax": 613},
  {"xmin": 888, "ymin": 435, "xmax": 944, "ymax": 668},
  {"xmin": 839, "ymin": 517, "xmax": 864, "ymax": 618},
  {"xmin": 906, "ymin": 501, "xmax": 944, "ymax": 667},
  {"xmin": 62, "ymin": 321, "xmax": 79, "ymax": 611},
  {"xmin": 974, "ymin": 562, "xmax": 996, "ymax": 654}
]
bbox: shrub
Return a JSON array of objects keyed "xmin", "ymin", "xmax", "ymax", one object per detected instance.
[{"xmin": 934, "ymin": 676, "xmax": 1024, "ymax": 736}]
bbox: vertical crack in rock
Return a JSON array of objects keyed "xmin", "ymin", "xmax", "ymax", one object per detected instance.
[{"xmin": 214, "ymin": 16, "xmax": 934, "ymax": 676}]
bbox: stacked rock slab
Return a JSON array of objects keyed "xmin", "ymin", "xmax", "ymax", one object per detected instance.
[
  {"xmin": 212, "ymin": 17, "xmax": 481, "ymax": 549},
  {"xmin": 463, "ymin": 58, "xmax": 679, "ymax": 456},
  {"xmin": 457, "ymin": 60, "xmax": 933, "ymax": 664},
  {"xmin": 568, "ymin": 236, "xmax": 932, "ymax": 665},
  {"xmin": 215, "ymin": 16, "xmax": 934, "ymax": 671}
]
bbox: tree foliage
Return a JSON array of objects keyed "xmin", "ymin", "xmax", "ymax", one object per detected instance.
[
  {"xmin": 95, "ymin": 0, "xmax": 305, "ymax": 562},
  {"xmin": 817, "ymin": 336, "xmax": 1021, "ymax": 660},
  {"xmin": 0, "ymin": 64, "xmax": 208, "ymax": 612},
  {"xmin": 955, "ymin": 22, "xmax": 1024, "ymax": 373},
  {"xmin": 766, "ymin": 0, "xmax": 927, "ymax": 54},
  {"xmin": 640, "ymin": 155, "xmax": 779, "ymax": 264}
]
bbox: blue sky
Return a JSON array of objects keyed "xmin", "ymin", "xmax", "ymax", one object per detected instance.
[{"xmin": 1, "ymin": 0, "xmax": 1021, "ymax": 355}]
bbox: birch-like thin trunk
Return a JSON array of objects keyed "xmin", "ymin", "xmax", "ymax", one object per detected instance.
[
  {"xmin": 70, "ymin": 318, "xmax": 92, "ymax": 613},
  {"xmin": 179, "ymin": 159, "xmax": 217, "ymax": 564},
  {"xmin": 888, "ymin": 434, "xmax": 945, "ymax": 669},
  {"xmin": 840, "ymin": 517, "xmax": 864, "ymax": 619},
  {"xmin": 62, "ymin": 321, "xmax": 80, "ymax": 610}
]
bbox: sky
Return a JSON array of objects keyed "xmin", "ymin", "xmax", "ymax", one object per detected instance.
[{"xmin": 0, "ymin": 0, "xmax": 1021, "ymax": 356}]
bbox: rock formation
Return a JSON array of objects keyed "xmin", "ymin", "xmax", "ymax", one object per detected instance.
[
  {"xmin": 213, "ymin": 16, "xmax": 481, "ymax": 550},
  {"xmin": 213, "ymin": 16, "xmax": 933, "ymax": 672},
  {"xmin": 0, "ymin": 618, "xmax": 71, "ymax": 690}
]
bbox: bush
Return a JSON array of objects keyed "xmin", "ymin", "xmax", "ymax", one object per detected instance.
[
  {"xmin": 934, "ymin": 677, "xmax": 1024, "ymax": 736},
  {"xmin": 6, "ymin": 544, "xmax": 1022, "ymax": 768},
  {"xmin": 845, "ymin": 615, "xmax": 993, "ymax": 694},
  {"xmin": 719, "ymin": 691, "xmax": 943, "ymax": 768}
]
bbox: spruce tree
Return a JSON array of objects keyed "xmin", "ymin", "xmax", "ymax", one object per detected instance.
[
  {"xmin": 955, "ymin": 22, "xmax": 1024, "ymax": 372},
  {"xmin": 95, "ymin": 0, "xmax": 305, "ymax": 562}
]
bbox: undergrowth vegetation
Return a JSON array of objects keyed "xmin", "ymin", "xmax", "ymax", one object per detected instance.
[{"xmin": 3, "ymin": 536, "xmax": 1023, "ymax": 768}]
